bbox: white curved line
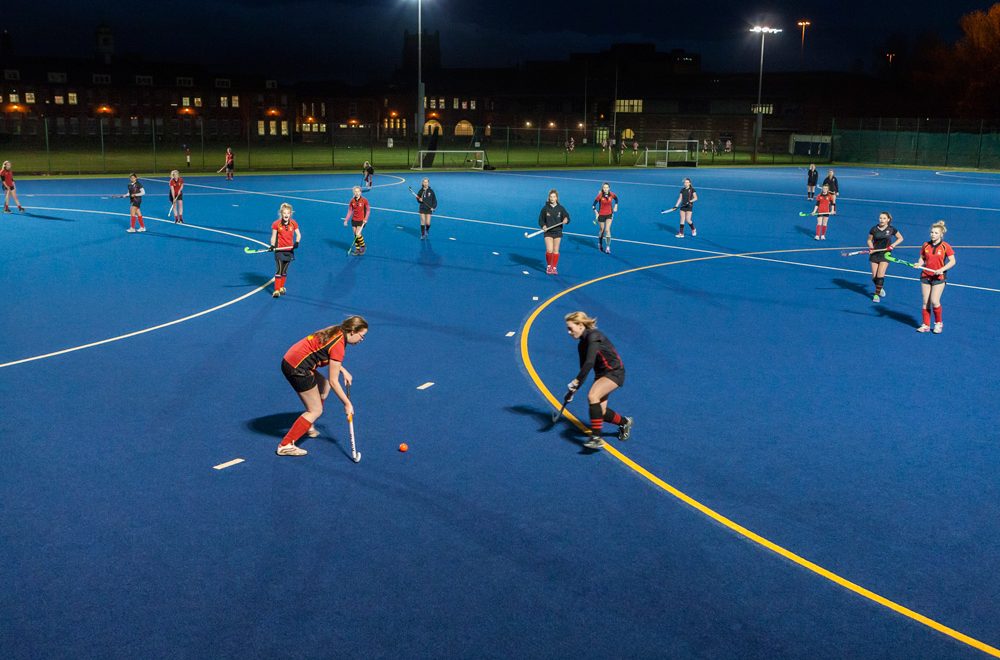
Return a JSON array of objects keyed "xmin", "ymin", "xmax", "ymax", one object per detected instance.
[{"xmin": 0, "ymin": 206, "xmax": 270, "ymax": 369}]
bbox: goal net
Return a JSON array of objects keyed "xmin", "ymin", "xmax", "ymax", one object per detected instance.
[
  {"xmin": 413, "ymin": 150, "xmax": 486, "ymax": 170},
  {"xmin": 637, "ymin": 141, "xmax": 699, "ymax": 167}
]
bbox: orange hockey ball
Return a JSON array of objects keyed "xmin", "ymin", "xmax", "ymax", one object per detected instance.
[{"xmin": 399, "ymin": 443, "xmax": 409, "ymax": 452}]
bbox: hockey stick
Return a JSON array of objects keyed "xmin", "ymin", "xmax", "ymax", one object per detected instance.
[
  {"xmin": 551, "ymin": 390, "xmax": 575, "ymax": 423},
  {"xmin": 841, "ymin": 248, "xmax": 892, "ymax": 257},
  {"xmin": 346, "ymin": 383, "xmax": 361, "ymax": 463},
  {"xmin": 660, "ymin": 207, "xmax": 678, "ymax": 214},
  {"xmin": 885, "ymin": 253, "xmax": 922, "ymax": 269},
  {"xmin": 524, "ymin": 223, "xmax": 563, "ymax": 239}
]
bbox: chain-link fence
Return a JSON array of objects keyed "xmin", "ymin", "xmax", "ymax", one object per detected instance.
[{"xmin": 831, "ymin": 118, "xmax": 1000, "ymax": 169}]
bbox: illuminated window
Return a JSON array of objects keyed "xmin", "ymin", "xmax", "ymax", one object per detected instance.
[
  {"xmin": 614, "ymin": 99, "xmax": 643, "ymax": 113},
  {"xmin": 455, "ymin": 120, "xmax": 474, "ymax": 136},
  {"xmin": 258, "ymin": 120, "xmax": 265, "ymax": 136},
  {"xmin": 68, "ymin": 93, "xmax": 78, "ymax": 105},
  {"xmin": 621, "ymin": 128, "xmax": 635, "ymax": 139},
  {"xmin": 430, "ymin": 98, "xmax": 437, "ymax": 109},
  {"xmin": 269, "ymin": 120, "xmax": 277, "ymax": 135},
  {"xmin": 232, "ymin": 96, "xmax": 239, "ymax": 108},
  {"xmin": 25, "ymin": 92, "xmax": 35, "ymax": 104},
  {"xmin": 453, "ymin": 98, "xmax": 459, "ymax": 109},
  {"xmin": 54, "ymin": 95, "xmax": 65, "ymax": 105},
  {"xmin": 9, "ymin": 92, "xmax": 19, "ymax": 103},
  {"xmin": 321, "ymin": 102, "xmax": 326, "ymax": 116},
  {"xmin": 438, "ymin": 97, "xmax": 445, "ymax": 109},
  {"xmin": 319, "ymin": 123, "xmax": 326, "ymax": 132},
  {"xmin": 461, "ymin": 100, "xmax": 468, "ymax": 110},
  {"xmin": 182, "ymin": 97, "xmax": 190, "ymax": 107},
  {"xmin": 220, "ymin": 96, "xmax": 228, "ymax": 108},
  {"xmin": 423, "ymin": 97, "xmax": 427, "ymax": 108},
  {"xmin": 470, "ymin": 99, "xmax": 476, "ymax": 110},
  {"xmin": 193, "ymin": 97, "xmax": 202, "ymax": 107},
  {"xmin": 280, "ymin": 121, "xmax": 288, "ymax": 136}
]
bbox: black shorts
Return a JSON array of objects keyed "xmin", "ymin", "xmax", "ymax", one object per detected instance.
[
  {"xmin": 869, "ymin": 252, "xmax": 887, "ymax": 264},
  {"xmin": 282, "ymin": 359, "xmax": 319, "ymax": 393},
  {"xmin": 131, "ymin": 198, "xmax": 142, "ymax": 208},
  {"xmin": 921, "ymin": 275, "xmax": 946, "ymax": 286},
  {"xmin": 351, "ymin": 220, "xmax": 365, "ymax": 228},
  {"xmin": 543, "ymin": 226, "xmax": 564, "ymax": 238},
  {"xmin": 419, "ymin": 205, "xmax": 434, "ymax": 214},
  {"xmin": 679, "ymin": 204, "xmax": 693, "ymax": 212},
  {"xmin": 597, "ymin": 369, "xmax": 625, "ymax": 388},
  {"xmin": 597, "ymin": 214, "xmax": 613, "ymax": 223},
  {"xmin": 169, "ymin": 193, "xmax": 183, "ymax": 201},
  {"xmin": 226, "ymin": 163, "xmax": 234, "ymax": 171},
  {"xmin": 274, "ymin": 250, "xmax": 295, "ymax": 263}
]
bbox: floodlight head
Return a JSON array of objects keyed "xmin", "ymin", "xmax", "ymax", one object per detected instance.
[{"xmin": 750, "ymin": 26, "xmax": 782, "ymax": 34}]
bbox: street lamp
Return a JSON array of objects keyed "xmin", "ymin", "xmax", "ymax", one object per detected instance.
[
  {"xmin": 796, "ymin": 20, "xmax": 810, "ymax": 58},
  {"xmin": 750, "ymin": 25, "xmax": 782, "ymax": 164},
  {"xmin": 414, "ymin": 0, "xmax": 426, "ymax": 154}
]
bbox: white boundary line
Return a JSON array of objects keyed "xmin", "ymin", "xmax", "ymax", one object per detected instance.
[
  {"xmin": 0, "ymin": 207, "xmax": 272, "ymax": 369},
  {"xmin": 491, "ymin": 171, "xmax": 1000, "ymax": 213}
]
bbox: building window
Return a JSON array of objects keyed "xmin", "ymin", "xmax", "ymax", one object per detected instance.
[
  {"xmin": 280, "ymin": 121, "xmax": 288, "ymax": 136},
  {"xmin": 319, "ymin": 123, "xmax": 326, "ymax": 132},
  {"xmin": 614, "ymin": 99, "xmax": 643, "ymax": 113},
  {"xmin": 461, "ymin": 100, "xmax": 468, "ymax": 110},
  {"xmin": 232, "ymin": 95, "xmax": 239, "ymax": 108},
  {"xmin": 269, "ymin": 120, "xmax": 277, "ymax": 135},
  {"xmin": 423, "ymin": 96, "xmax": 427, "ymax": 108},
  {"xmin": 93, "ymin": 73, "xmax": 112, "ymax": 85},
  {"xmin": 265, "ymin": 79, "xmax": 278, "ymax": 89},
  {"xmin": 25, "ymin": 92, "xmax": 35, "ymax": 104},
  {"xmin": 48, "ymin": 72, "xmax": 68, "ymax": 83},
  {"xmin": 257, "ymin": 120, "xmax": 265, "ymax": 136},
  {"xmin": 438, "ymin": 97, "xmax": 445, "ymax": 109},
  {"xmin": 193, "ymin": 97, "xmax": 202, "ymax": 107},
  {"xmin": 215, "ymin": 78, "xmax": 231, "ymax": 89},
  {"xmin": 220, "ymin": 96, "xmax": 229, "ymax": 108},
  {"xmin": 430, "ymin": 98, "xmax": 437, "ymax": 109},
  {"xmin": 176, "ymin": 77, "xmax": 194, "ymax": 87},
  {"xmin": 321, "ymin": 102, "xmax": 326, "ymax": 116},
  {"xmin": 455, "ymin": 120, "xmax": 474, "ymax": 136},
  {"xmin": 68, "ymin": 93, "xmax": 78, "ymax": 105},
  {"xmin": 182, "ymin": 97, "xmax": 190, "ymax": 107},
  {"xmin": 470, "ymin": 99, "xmax": 476, "ymax": 110},
  {"xmin": 54, "ymin": 95, "xmax": 65, "ymax": 105},
  {"xmin": 453, "ymin": 98, "xmax": 459, "ymax": 109},
  {"xmin": 136, "ymin": 75, "xmax": 153, "ymax": 86},
  {"xmin": 8, "ymin": 92, "xmax": 19, "ymax": 103},
  {"xmin": 4, "ymin": 69, "xmax": 19, "ymax": 81}
]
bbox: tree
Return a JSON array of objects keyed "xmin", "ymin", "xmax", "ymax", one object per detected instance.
[{"xmin": 951, "ymin": 3, "xmax": 1000, "ymax": 116}]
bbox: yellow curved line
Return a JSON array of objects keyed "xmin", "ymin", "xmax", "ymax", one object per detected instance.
[{"xmin": 519, "ymin": 250, "xmax": 1000, "ymax": 658}]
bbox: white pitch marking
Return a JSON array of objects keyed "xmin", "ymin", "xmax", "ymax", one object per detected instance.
[
  {"xmin": 416, "ymin": 382, "xmax": 435, "ymax": 390},
  {"xmin": 213, "ymin": 458, "xmax": 245, "ymax": 470},
  {"xmin": 522, "ymin": 270, "xmax": 530, "ymax": 275},
  {"xmin": 532, "ymin": 296, "xmax": 539, "ymax": 301},
  {"xmin": 492, "ymin": 251, "xmax": 500, "ymax": 255},
  {"xmin": 505, "ymin": 331, "xmax": 516, "ymax": 337},
  {"xmin": 449, "ymin": 237, "xmax": 457, "ymax": 241}
]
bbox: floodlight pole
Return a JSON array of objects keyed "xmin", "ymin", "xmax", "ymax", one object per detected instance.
[
  {"xmin": 751, "ymin": 26, "xmax": 780, "ymax": 164},
  {"xmin": 416, "ymin": 0, "xmax": 425, "ymax": 155}
]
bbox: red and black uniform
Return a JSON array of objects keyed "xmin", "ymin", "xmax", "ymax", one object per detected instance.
[
  {"xmin": 224, "ymin": 151, "xmax": 234, "ymax": 179},
  {"xmin": 539, "ymin": 202, "xmax": 569, "ymax": 272},
  {"xmin": 127, "ymin": 180, "xmax": 145, "ymax": 230},
  {"xmin": 868, "ymin": 223, "xmax": 898, "ymax": 264},
  {"xmin": 363, "ymin": 164, "xmax": 375, "ymax": 188},
  {"xmin": 168, "ymin": 177, "xmax": 184, "ymax": 202},
  {"xmin": 575, "ymin": 328, "xmax": 628, "ymax": 436},
  {"xmin": 281, "ymin": 330, "xmax": 346, "ymax": 393},
  {"xmin": 920, "ymin": 240, "xmax": 954, "ymax": 284},
  {"xmin": 1, "ymin": 169, "xmax": 14, "ymax": 191},
  {"xmin": 677, "ymin": 186, "xmax": 696, "ymax": 211},
  {"xmin": 592, "ymin": 191, "xmax": 618, "ymax": 222},
  {"xmin": 271, "ymin": 217, "xmax": 298, "ymax": 292},
  {"xmin": 348, "ymin": 196, "xmax": 370, "ymax": 227}
]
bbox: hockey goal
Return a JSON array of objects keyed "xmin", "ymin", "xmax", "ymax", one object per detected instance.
[
  {"xmin": 412, "ymin": 150, "xmax": 486, "ymax": 170},
  {"xmin": 637, "ymin": 141, "xmax": 700, "ymax": 167}
]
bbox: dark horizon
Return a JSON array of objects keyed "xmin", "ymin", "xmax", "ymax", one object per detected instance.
[{"xmin": 4, "ymin": 0, "xmax": 990, "ymax": 83}]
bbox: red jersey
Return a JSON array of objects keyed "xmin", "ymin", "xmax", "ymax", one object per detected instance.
[
  {"xmin": 348, "ymin": 197, "xmax": 370, "ymax": 222},
  {"xmin": 920, "ymin": 240, "xmax": 954, "ymax": 277},
  {"xmin": 0, "ymin": 169, "xmax": 13, "ymax": 188},
  {"xmin": 225, "ymin": 151, "xmax": 234, "ymax": 165},
  {"xmin": 169, "ymin": 177, "xmax": 183, "ymax": 195},
  {"xmin": 815, "ymin": 193, "xmax": 835, "ymax": 214},
  {"xmin": 283, "ymin": 330, "xmax": 346, "ymax": 372},
  {"xmin": 271, "ymin": 218, "xmax": 299, "ymax": 249},
  {"xmin": 593, "ymin": 192, "xmax": 618, "ymax": 216}
]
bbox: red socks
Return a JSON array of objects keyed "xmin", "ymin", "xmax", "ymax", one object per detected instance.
[
  {"xmin": 137, "ymin": 214, "xmax": 145, "ymax": 229},
  {"xmin": 130, "ymin": 215, "xmax": 136, "ymax": 229},
  {"xmin": 544, "ymin": 253, "xmax": 552, "ymax": 267},
  {"xmin": 274, "ymin": 276, "xmax": 286, "ymax": 291},
  {"xmin": 933, "ymin": 306, "xmax": 942, "ymax": 323},
  {"xmin": 280, "ymin": 415, "xmax": 313, "ymax": 446},
  {"xmin": 922, "ymin": 309, "xmax": 931, "ymax": 325},
  {"xmin": 552, "ymin": 253, "xmax": 560, "ymax": 267},
  {"xmin": 815, "ymin": 224, "xmax": 828, "ymax": 237}
]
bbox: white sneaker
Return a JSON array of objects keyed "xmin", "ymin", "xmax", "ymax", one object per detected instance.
[
  {"xmin": 932, "ymin": 322, "xmax": 943, "ymax": 334},
  {"xmin": 137, "ymin": 227, "xmax": 146, "ymax": 233},
  {"xmin": 691, "ymin": 229, "xmax": 697, "ymax": 237},
  {"xmin": 675, "ymin": 233, "xmax": 684, "ymax": 238},
  {"xmin": 126, "ymin": 228, "xmax": 136, "ymax": 233},
  {"xmin": 819, "ymin": 235, "xmax": 826, "ymax": 240},
  {"xmin": 916, "ymin": 324, "xmax": 931, "ymax": 333},
  {"xmin": 582, "ymin": 436, "xmax": 605, "ymax": 450},
  {"xmin": 879, "ymin": 288, "xmax": 886, "ymax": 297},
  {"xmin": 814, "ymin": 235, "xmax": 820, "ymax": 240},
  {"xmin": 306, "ymin": 427, "xmax": 320, "ymax": 438},
  {"xmin": 276, "ymin": 443, "xmax": 307, "ymax": 456}
]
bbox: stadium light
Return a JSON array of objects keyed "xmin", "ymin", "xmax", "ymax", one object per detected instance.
[
  {"xmin": 412, "ymin": 0, "xmax": 427, "ymax": 153},
  {"xmin": 750, "ymin": 25, "xmax": 781, "ymax": 164},
  {"xmin": 797, "ymin": 20, "xmax": 810, "ymax": 56},
  {"xmin": 525, "ymin": 121, "xmax": 532, "ymax": 127}
]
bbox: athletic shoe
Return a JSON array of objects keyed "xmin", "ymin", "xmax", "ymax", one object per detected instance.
[
  {"xmin": 137, "ymin": 227, "xmax": 146, "ymax": 233},
  {"xmin": 916, "ymin": 324, "xmax": 931, "ymax": 333},
  {"xmin": 17, "ymin": 206, "xmax": 24, "ymax": 212},
  {"xmin": 279, "ymin": 287, "xmax": 287, "ymax": 295},
  {"xmin": 814, "ymin": 235, "xmax": 820, "ymax": 240},
  {"xmin": 272, "ymin": 291, "xmax": 281, "ymax": 298},
  {"xmin": 306, "ymin": 427, "xmax": 320, "ymax": 438},
  {"xmin": 276, "ymin": 443, "xmax": 307, "ymax": 456},
  {"xmin": 618, "ymin": 417, "xmax": 634, "ymax": 441},
  {"xmin": 126, "ymin": 228, "xmax": 136, "ymax": 233},
  {"xmin": 551, "ymin": 267, "xmax": 558, "ymax": 275},
  {"xmin": 879, "ymin": 288, "xmax": 886, "ymax": 297},
  {"xmin": 933, "ymin": 322, "xmax": 943, "ymax": 334},
  {"xmin": 358, "ymin": 247, "xmax": 366, "ymax": 255},
  {"xmin": 2, "ymin": 207, "xmax": 9, "ymax": 213},
  {"xmin": 691, "ymin": 229, "xmax": 697, "ymax": 237},
  {"xmin": 675, "ymin": 233, "xmax": 684, "ymax": 238},
  {"xmin": 604, "ymin": 245, "xmax": 611, "ymax": 254},
  {"xmin": 545, "ymin": 265, "xmax": 553, "ymax": 275},
  {"xmin": 872, "ymin": 294, "xmax": 880, "ymax": 303},
  {"xmin": 582, "ymin": 436, "xmax": 605, "ymax": 450},
  {"xmin": 819, "ymin": 235, "xmax": 826, "ymax": 240}
]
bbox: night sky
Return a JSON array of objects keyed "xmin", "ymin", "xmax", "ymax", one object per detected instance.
[{"xmin": 6, "ymin": 0, "xmax": 990, "ymax": 83}]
